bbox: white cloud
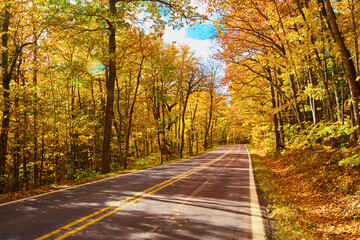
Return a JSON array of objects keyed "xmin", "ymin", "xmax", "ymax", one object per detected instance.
[
  {"xmin": 191, "ymin": 0, "xmax": 208, "ymax": 15},
  {"xmin": 162, "ymin": 0, "xmax": 219, "ymax": 61},
  {"xmin": 162, "ymin": 27, "xmax": 218, "ymax": 61},
  {"xmin": 134, "ymin": 0, "xmax": 218, "ymax": 61}
]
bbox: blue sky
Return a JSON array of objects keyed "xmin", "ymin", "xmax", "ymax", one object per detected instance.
[
  {"xmin": 163, "ymin": 21, "xmax": 218, "ymax": 60},
  {"xmin": 139, "ymin": 0, "xmax": 218, "ymax": 60},
  {"xmin": 185, "ymin": 24, "xmax": 217, "ymax": 40}
]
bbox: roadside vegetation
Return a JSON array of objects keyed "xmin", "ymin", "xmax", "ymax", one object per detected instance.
[{"xmin": 251, "ymin": 144, "xmax": 360, "ymax": 239}]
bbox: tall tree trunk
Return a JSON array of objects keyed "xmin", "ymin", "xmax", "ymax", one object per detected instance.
[
  {"xmin": 334, "ymin": 87, "xmax": 342, "ymax": 122},
  {"xmin": 204, "ymin": 87, "xmax": 213, "ymax": 150},
  {"xmin": 0, "ymin": 9, "xmax": 10, "ymax": 191},
  {"xmin": 320, "ymin": 0, "xmax": 360, "ymax": 131},
  {"xmin": 22, "ymin": 97, "xmax": 29, "ymax": 189},
  {"xmin": 90, "ymin": 76, "xmax": 98, "ymax": 171},
  {"xmin": 273, "ymin": 69, "xmax": 285, "ymax": 145},
  {"xmin": 179, "ymin": 93, "xmax": 190, "ymax": 158},
  {"xmin": 39, "ymin": 122, "xmax": 45, "ymax": 186},
  {"xmin": 307, "ymin": 68, "xmax": 319, "ymax": 125},
  {"xmin": 161, "ymin": 103, "xmax": 168, "ymax": 161},
  {"xmin": 123, "ymin": 52, "xmax": 144, "ymax": 169},
  {"xmin": 114, "ymin": 73, "xmax": 124, "ymax": 166},
  {"xmin": 210, "ymin": 121, "xmax": 213, "ymax": 148},
  {"xmin": 349, "ymin": 0, "xmax": 359, "ymax": 74},
  {"xmin": 267, "ymin": 68, "xmax": 283, "ymax": 151},
  {"xmin": 157, "ymin": 130, "xmax": 163, "ymax": 163},
  {"xmin": 13, "ymin": 71, "xmax": 21, "ymax": 191},
  {"xmin": 102, "ymin": 0, "xmax": 117, "ymax": 174},
  {"xmin": 33, "ymin": 33, "xmax": 39, "ymax": 186},
  {"xmin": 321, "ymin": 28, "xmax": 334, "ymax": 122},
  {"xmin": 289, "ymin": 74, "xmax": 303, "ymax": 127},
  {"xmin": 189, "ymin": 101, "xmax": 198, "ymax": 156},
  {"xmin": 196, "ymin": 131, "xmax": 199, "ymax": 155},
  {"xmin": 70, "ymin": 85, "xmax": 76, "ymax": 179}
]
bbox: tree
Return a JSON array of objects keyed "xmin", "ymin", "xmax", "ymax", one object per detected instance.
[
  {"xmin": 0, "ymin": 1, "xmax": 51, "ymax": 191},
  {"xmin": 319, "ymin": 0, "xmax": 360, "ymax": 135},
  {"xmin": 175, "ymin": 45, "xmax": 202, "ymax": 158},
  {"xmin": 101, "ymin": 0, "xmax": 199, "ymax": 173},
  {"xmin": 0, "ymin": 0, "xmax": 228, "ymax": 193},
  {"xmin": 202, "ymin": 59, "xmax": 222, "ymax": 150},
  {"xmin": 207, "ymin": 0, "xmax": 360, "ymax": 151}
]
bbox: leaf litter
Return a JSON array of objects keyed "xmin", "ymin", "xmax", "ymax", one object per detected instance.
[{"xmin": 253, "ymin": 148, "xmax": 360, "ymax": 239}]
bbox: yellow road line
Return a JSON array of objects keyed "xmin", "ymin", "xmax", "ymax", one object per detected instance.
[
  {"xmin": 36, "ymin": 160, "xmax": 213, "ymax": 240},
  {"xmin": 36, "ymin": 146, "xmax": 235, "ymax": 240}
]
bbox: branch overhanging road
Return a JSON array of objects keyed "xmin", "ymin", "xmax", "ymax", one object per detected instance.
[{"xmin": 0, "ymin": 144, "xmax": 271, "ymax": 240}]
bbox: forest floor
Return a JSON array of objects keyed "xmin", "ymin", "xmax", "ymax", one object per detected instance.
[{"xmin": 251, "ymin": 147, "xmax": 360, "ymax": 239}]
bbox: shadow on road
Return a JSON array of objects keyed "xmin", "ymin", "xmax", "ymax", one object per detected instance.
[{"xmin": 0, "ymin": 145, "xmax": 267, "ymax": 240}]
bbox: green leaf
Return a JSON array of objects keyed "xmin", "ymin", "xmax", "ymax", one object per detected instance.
[{"xmin": 339, "ymin": 154, "xmax": 360, "ymax": 167}]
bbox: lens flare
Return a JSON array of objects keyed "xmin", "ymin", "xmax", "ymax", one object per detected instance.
[{"xmin": 87, "ymin": 60, "xmax": 106, "ymax": 77}]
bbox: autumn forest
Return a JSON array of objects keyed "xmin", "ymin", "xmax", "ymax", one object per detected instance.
[{"xmin": 1, "ymin": 0, "xmax": 360, "ymax": 204}]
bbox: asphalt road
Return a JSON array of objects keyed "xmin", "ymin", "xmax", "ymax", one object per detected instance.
[{"xmin": 0, "ymin": 144, "xmax": 270, "ymax": 240}]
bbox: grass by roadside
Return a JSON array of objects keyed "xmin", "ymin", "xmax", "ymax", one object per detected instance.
[
  {"xmin": 249, "ymin": 146, "xmax": 360, "ymax": 240},
  {"xmin": 0, "ymin": 147, "xmax": 219, "ymax": 205}
]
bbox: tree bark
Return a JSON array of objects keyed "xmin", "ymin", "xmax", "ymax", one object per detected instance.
[
  {"xmin": 33, "ymin": 31, "xmax": 39, "ymax": 186},
  {"xmin": 123, "ymin": 50, "xmax": 144, "ymax": 169},
  {"xmin": 0, "ymin": 9, "xmax": 11, "ymax": 191},
  {"xmin": 289, "ymin": 74, "xmax": 303, "ymax": 127},
  {"xmin": 204, "ymin": 86, "xmax": 213, "ymax": 150},
  {"xmin": 349, "ymin": 0, "xmax": 359, "ymax": 74},
  {"xmin": 102, "ymin": 0, "xmax": 117, "ymax": 174},
  {"xmin": 308, "ymin": 68, "xmax": 319, "ymax": 125},
  {"xmin": 179, "ymin": 91, "xmax": 190, "ymax": 158},
  {"xmin": 267, "ymin": 68, "xmax": 283, "ymax": 151},
  {"xmin": 189, "ymin": 100, "xmax": 198, "ymax": 156},
  {"xmin": 320, "ymin": 0, "xmax": 360, "ymax": 130}
]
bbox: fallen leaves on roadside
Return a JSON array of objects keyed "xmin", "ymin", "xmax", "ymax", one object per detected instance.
[{"xmin": 253, "ymin": 148, "xmax": 360, "ymax": 239}]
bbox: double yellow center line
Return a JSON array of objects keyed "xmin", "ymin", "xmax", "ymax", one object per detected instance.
[{"xmin": 36, "ymin": 146, "xmax": 235, "ymax": 240}]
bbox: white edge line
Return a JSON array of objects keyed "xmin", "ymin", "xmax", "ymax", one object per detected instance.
[
  {"xmin": 245, "ymin": 145, "xmax": 266, "ymax": 240},
  {"xmin": 0, "ymin": 146, "xmax": 229, "ymax": 207}
]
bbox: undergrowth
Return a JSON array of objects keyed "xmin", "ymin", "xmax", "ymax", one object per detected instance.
[{"xmin": 251, "ymin": 146, "xmax": 360, "ymax": 240}]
